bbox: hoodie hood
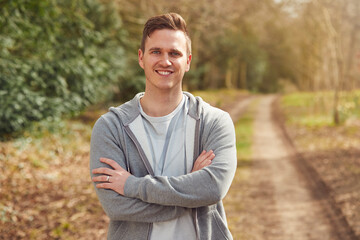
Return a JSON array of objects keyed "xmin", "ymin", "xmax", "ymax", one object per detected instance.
[{"xmin": 109, "ymin": 92, "xmax": 202, "ymax": 126}]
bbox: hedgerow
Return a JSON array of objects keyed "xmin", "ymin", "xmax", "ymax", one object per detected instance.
[{"xmin": 0, "ymin": 0, "xmax": 126, "ymax": 137}]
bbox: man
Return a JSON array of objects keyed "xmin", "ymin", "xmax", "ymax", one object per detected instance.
[{"xmin": 90, "ymin": 13, "xmax": 236, "ymax": 240}]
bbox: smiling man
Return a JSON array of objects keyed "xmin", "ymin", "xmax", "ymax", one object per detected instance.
[{"xmin": 90, "ymin": 13, "xmax": 237, "ymax": 240}]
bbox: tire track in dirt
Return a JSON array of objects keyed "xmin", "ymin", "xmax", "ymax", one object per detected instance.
[
  {"xmin": 244, "ymin": 95, "xmax": 357, "ymax": 240},
  {"xmin": 253, "ymin": 95, "xmax": 334, "ymax": 239},
  {"xmin": 272, "ymin": 97, "xmax": 358, "ymax": 240}
]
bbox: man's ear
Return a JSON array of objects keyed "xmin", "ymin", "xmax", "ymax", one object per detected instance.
[
  {"xmin": 186, "ymin": 54, "xmax": 192, "ymax": 72},
  {"xmin": 138, "ymin": 49, "xmax": 144, "ymax": 69}
]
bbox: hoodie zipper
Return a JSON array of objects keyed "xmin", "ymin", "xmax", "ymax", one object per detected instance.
[
  {"xmin": 193, "ymin": 118, "xmax": 201, "ymax": 240},
  {"xmin": 124, "ymin": 115, "xmax": 201, "ymax": 240},
  {"xmin": 123, "ymin": 125, "xmax": 155, "ymax": 239},
  {"xmin": 123, "ymin": 126, "xmax": 155, "ymax": 176}
]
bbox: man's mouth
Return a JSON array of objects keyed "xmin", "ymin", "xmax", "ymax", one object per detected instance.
[{"xmin": 156, "ymin": 70, "xmax": 173, "ymax": 76}]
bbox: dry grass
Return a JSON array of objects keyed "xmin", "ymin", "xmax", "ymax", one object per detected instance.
[
  {"xmin": 281, "ymin": 91, "xmax": 360, "ymax": 237},
  {"xmin": 0, "ymin": 89, "xmax": 250, "ymax": 239},
  {"xmin": 192, "ymin": 88, "xmax": 248, "ymax": 108},
  {"xmin": 0, "ymin": 120, "xmax": 108, "ymax": 239},
  {"xmin": 223, "ymin": 98, "xmax": 258, "ymax": 239}
]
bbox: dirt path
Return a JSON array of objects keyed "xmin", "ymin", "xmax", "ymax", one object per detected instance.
[
  {"xmin": 226, "ymin": 95, "xmax": 357, "ymax": 239},
  {"xmin": 253, "ymin": 95, "xmax": 336, "ymax": 239},
  {"xmin": 226, "ymin": 95, "xmax": 255, "ymax": 122}
]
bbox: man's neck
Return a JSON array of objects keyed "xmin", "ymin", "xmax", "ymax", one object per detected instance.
[{"xmin": 140, "ymin": 89, "xmax": 183, "ymax": 117}]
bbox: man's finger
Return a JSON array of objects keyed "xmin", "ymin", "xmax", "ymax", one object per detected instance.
[
  {"xmin": 199, "ymin": 150, "xmax": 206, "ymax": 156},
  {"xmin": 199, "ymin": 154, "xmax": 215, "ymax": 168},
  {"xmin": 203, "ymin": 150, "xmax": 214, "ymax": 159},
  {"xmin": 208, "ymin": 153, "xmax": 215, "ymax": 161},
  {"xmin": 92, "ymin": 175, "xmax": 110, "ymax": 182},
  {"xmin": 92, "ymin": 167, "xmax": 113, "ymax": 175},
  {"xmin": 195, "ymin": 150, "xmax": 205, "ymax": 162},
  {"xmin": 198, "ymin": 150, "xmax": 213, "ymax": 163},
  {"xmin": 95, "ymin": 183, "xmax": 113, "ymax": 189},
  {"xmin": 201, "ymin": 160, "xmax": 212, "ymax": 168},
  {"xmin": 100, "ymin": 158, "xmax": 122, "ymax": 170}
]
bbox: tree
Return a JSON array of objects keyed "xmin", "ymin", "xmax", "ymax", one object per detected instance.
[{"xmin": 0, "ymin": 0, "xmax": 127, "ymax": 137}]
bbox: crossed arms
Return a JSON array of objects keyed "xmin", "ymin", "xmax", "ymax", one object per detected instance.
[
  {"xmin": 89, "ymin": 112, "xmax": 236, "ymax": 222},
  {"xmin": 92, "ymin": 149, "xmax": 215, "ymax": 195}
]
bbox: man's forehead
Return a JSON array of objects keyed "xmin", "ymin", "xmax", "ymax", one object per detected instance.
[
  {"xmin": 147, "ymin": 29, "xmax": 186, "ymax": 38},
  {"xmin": 145, "ymin": 29, "xmax": 187, "ymax": 49}
]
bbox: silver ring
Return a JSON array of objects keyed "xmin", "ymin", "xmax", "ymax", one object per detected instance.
[{"xmin": 106, "ymin": 176, "xmax": 110, "ymax": 182}]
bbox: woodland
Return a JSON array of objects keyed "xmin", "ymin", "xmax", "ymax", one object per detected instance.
[
  {"xmin": 1, "ymin": 0, "xmax": 359, "ymax": 136},
  {"xmin": 0, "ymin": 0, "xmax": 360, "ymax": 239}
]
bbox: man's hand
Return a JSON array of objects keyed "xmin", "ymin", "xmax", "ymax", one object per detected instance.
[
  {"xmin": 92, "ymin": 158, "xmax": 131, "ymax": 195},
  {"xmin": 92, "ymin": 151, "xmax": 214, "ymax": 194},
  {"xmin": 191, "ymin": 150, "xmax": 215, "ymax": 173}
]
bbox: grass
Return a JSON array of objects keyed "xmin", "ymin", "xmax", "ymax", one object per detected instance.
[
  {"xmin": 281, "ymin": 90, "xmax": 360, "ymax": 151},
  {"xmin": 223, "ymin": 97, "xmax": 259, "ymax": 240},
  {"xmin": 237, "ymin": 97, "xmax": 260, "ymax": 164},
  {"xmin": 281, "ymin": 90, "xmax": 360, "ymax": 127},
  {"xmin": 192, "ymin": 88, "xmax": 253, "ymax": 161},
  {"xmin": 191, "ymin": 88, "xmax": 248, "ymax": 108},
  {"xmin": 281, "ymin": 91, "xmax": 360, "ymax": 237}
]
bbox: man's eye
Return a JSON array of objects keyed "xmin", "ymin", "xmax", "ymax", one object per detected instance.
[
  {"xmin": 152, "ymin": 51, "xmax": 161, "ymax": 54},
  {"xmin": 171, "ymin": 52, "xmax": 181, "ymax": 56}
]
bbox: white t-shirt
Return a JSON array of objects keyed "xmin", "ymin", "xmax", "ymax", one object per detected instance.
[{"xmin": 139, "ymin": 95, "xmax": 196, "ymax": 240}]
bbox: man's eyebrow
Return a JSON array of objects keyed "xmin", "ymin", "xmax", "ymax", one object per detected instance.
[
  {"xmin": 170, "ymin": 48, "xmax": 182, "ymax": 54},
  {"xmin": 148, "ymin": 47, "xmax": 161, "ymax": 52},
  {"xmin": 148, "ymin": 47, "xmax": 183, "ymax": 53}
]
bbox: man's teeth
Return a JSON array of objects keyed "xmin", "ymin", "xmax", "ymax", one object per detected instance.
[{"xmin": 157, "ymin": 71, "xmax": 171, "ymax": 75}]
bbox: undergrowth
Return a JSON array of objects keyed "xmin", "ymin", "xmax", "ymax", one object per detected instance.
[{"xmin": 281, "ymin": 90, "xmax": 360, "ymax": 127}]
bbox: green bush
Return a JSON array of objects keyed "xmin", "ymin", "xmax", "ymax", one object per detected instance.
[{"xmin": 0, "ymin": 0, "xmax": 126, "ymax": 137}]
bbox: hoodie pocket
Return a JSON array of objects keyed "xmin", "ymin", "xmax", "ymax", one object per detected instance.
[
  {"xmin": 112, "ymin": 221, "xmax": 128, "ymax": 240},
  {"xmin": 197, "ymin": 207, "xmax": 232, "ymax": 240},
  {"xmin": 211, "ymin": 210, "xmax": 232, "ymax": 240}
]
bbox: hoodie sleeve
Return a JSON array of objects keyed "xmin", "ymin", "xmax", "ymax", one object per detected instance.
[
  {"xmin": 90, "ymin": 116, "xmax": 187, "ymax": 222},
  {"xmin": 124, "ymin": 110, "xmax": 237, "ymax": 208}
]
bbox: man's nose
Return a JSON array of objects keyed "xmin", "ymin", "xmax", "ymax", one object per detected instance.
[{"xmin": 159, "ymin": 54, "xmax": 172, "ymax": 67}]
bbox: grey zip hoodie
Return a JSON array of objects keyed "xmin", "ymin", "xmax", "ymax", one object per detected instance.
[{"xmin": 90, "ymin": 92, "xmax": 237, "ymax": 240}]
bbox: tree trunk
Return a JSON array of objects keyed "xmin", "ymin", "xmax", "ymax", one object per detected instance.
[
  {"xmin": 225, "ymin": 58, "xmax": 233, "ymax": 89},
  {"xmin": 319, "ymin": 2, "xmax": 343, "ymax": 125},
  {"xmin": 344, "ymin": 1, "xmax": 359, "ymax": 90},
  {"xmin": 240, "ymin": 62, "xmax": 247, "ymax": 90}
]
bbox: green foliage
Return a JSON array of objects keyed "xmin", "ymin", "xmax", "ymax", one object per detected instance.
[
  {"xmin": 112, "ymin": 15, "xmax": 145, "ymax": 101},
  {"xmin": 281, "ymin": 90, "xmax": 360, "ymax": 127},
  {"xmin": 0, "ymin": 0, "xmax": 126, "ymax": 137},
  {"xmin": 236, "ymin": 36, "xmax": 268, "ymax": 92},
  {"xmin": 111, "ymin": 0, "xmax": 301, "ymax": 94},
  {"xmin": 281, "ymin": 92, "xmax": 333, "ymax": 127},
  {"xmin": 117, "ymin": 75, "xmax": 145, "ymax": 101},
  {"xmin": 234, "ymin": 99, "xmax": 258, "ymax": 165},
  {"xmin": 235, "ymin": 115, "xmax": 253, "ymax": 163},
  {"xmin": 281, "ymin": 92, "xmax": 318, "ymax": 107}
]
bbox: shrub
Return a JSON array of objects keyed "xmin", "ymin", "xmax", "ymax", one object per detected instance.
[{"xmin": 0, "ymin": 0, "xmax": 126, "ymax": 137}]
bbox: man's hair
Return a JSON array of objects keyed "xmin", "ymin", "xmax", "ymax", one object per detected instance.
[{"xmin": 141, "ymin": 13, "xmax": 191, "ymax": 56}]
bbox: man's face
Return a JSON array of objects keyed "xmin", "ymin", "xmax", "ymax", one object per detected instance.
[{"xmin": 138, "ymin": 29, "xmax": 192, "ymax": 92}]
